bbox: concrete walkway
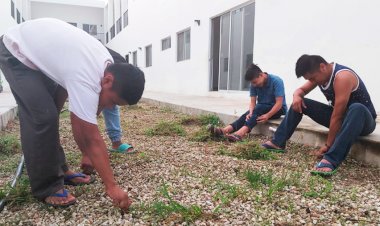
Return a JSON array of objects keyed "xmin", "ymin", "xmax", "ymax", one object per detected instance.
[
  {"xmin": 1, "ymin": 88, "xmax": 379, "ymax": 166},
  {"xmin": 0, "ymin": 86, "xmax": 17, "ymax": 130},
  {"xmin": 142, "ymin": 90, "xmax": 380, "ymax": 167}
]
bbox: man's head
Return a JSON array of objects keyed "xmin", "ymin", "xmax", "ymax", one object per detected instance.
[
  {"xmin": 295, "ymin": 54, "xmax": 332, "ymax": 85},
  {"xmin": 245, "ymin": 63, "xmax": 267, "ymax": 87},
  {"xmin": 99, "ymin": 63, "xmax": 145, "ymax": 109}
]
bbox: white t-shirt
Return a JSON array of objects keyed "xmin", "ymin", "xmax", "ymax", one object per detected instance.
[{"xmin": 3, "ymin": 18, "xmax": 113, "ymax": 124}]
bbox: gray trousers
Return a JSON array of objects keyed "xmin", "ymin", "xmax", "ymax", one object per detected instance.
[{"xmin": 0, "ymin": 36, "xmax": 69, "ymax": 200}]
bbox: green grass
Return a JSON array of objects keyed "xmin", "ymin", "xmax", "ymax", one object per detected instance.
[
  {"xmin": 245, "ymin": 170, "xmax": 274, "ymax": 189},
  {"xmin": 212, "ymin": 182, "xmax": 244, "ymax": 213},
  {"xmin": 131, "ymin": 183, "xmax": 204, "ymax": 223},
  {"xmin": 180, "ymin": 114, "xmax": 223, "ymax": 127},
  {"xmin": 0, "ymin": 135, "xmax": 20, "ymax": 155},
  {"xmin": 145, "ymin": 121, "xmax": 186, "ymax": 137},
  {"xmin": 59, "ymin": 109, "xmax": 70, "ymax": 119},
  {"xmin": 303, "ymin": 176, "xmax": 333, "ymax": 198},
  {"xmin": 218, "ymin": 141, "xmax": 276, "ymax": 161},
  {"xmin": 0, "ymin": 175, "xmax": 33, "ymax": 208}
]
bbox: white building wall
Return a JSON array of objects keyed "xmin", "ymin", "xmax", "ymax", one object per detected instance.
[
  {"xmin": 107, "ymin": 0, "xmax": 252, "ymax": 95},
  {"xmin": 31, "ymin": 2, "xmax": 105, "ymax": 42},
  {"xmin": 254, "ymin": 0, "xmax": 380, "ymax": 110}
]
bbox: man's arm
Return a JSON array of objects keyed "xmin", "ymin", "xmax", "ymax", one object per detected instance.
[
  {"xmin": 70, "ymin": 113, "xmax": 131, "ymax": 210},
  {"xmin": 292, "ymin": 81, "xmax": 318, "ymax": 113},
  {"xmin": 325, "ymin": 71, "xmax": 357, "ymax": 147},
  {"xmin": 246, "ymin": 96, "xmax": 256, "ymax": 120}
]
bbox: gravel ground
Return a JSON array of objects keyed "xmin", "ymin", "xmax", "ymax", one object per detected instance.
[{"xmin": 0, "ymin": 101, "xmax": 379, "ymax": 225}]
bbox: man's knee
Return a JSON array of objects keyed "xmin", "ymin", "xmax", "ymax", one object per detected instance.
[
  {"xmin": 347, "ymin": 103, "xmax": 367, "ymax": 116},
  {"xmin": 33, "ymin": 109, "xmax": 59, "ymax": 126}
]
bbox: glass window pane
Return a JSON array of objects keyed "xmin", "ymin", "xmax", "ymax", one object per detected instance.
[
  {"xmin": 185, "ymin": 30, "xmax": 191, "ymax": 60},
  {"xmin": 219, "ymin": 12, "xmax": 230, "ymax": 90},
  {"xmin": 229, "ymin": 8, "xmax": 243, "ymax": 91},
  {"xmin": 242, "ymin": 3, "xmax": 255, "ymax": 90},
  {"xmin": 177, "ymin": 32, "xmax": 184, "ymax": 61}
]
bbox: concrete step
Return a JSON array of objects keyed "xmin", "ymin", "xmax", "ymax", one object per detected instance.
[
  {"xmin": 142, "ymin": 91, "xmax": 380, "ymax": 167},
  {"xmin": 0, "ymin": 86, "xmax": 17, "ymax": 131}
]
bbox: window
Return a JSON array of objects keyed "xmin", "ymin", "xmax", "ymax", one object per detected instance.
[
  {"xmin": 83, "ymin": 24, "xmax": 97, "ymax": 35},
  {"xmin": 110, "ymin": 25, "xmax": 115, "ymax": 39},
  {"xmin": 123, "ymin": 10, "xmax": 128, "ymax": 28},
  {"xmin": 177, "ymin": 29, "xmax": 191, "ymax": 61},
  {"xmin": 11, "ymin": 0, "xmax": 15, "ymax": 19},
  {"xmin": 161, "ymin": 36, "xmax": 171, "ymax": 51},
  {"xmin": 145, "ymin": 45, "xmax": 152, "ymax": 67},
  {"xmin": 106, "ymin": 32, "xmax": 109, "ymax": 43},
  {"xmin": 125, "ymin": 54, "xmax": 129, "ymax": 63},
  {"xmin": 68, "ymin": 22, "xmax": 77, "ymax": 27},
  {"xmin": 16, "ymin": 10, "xmax": 20, "ymax": 24},
  {"xmin": 22, "ymin": 18, "xmax": 25, "ymax": 23},
  {"xmin": 116, "ymin": 18, "xmax": 122, "ymax": 34},
  {"xmin": 132, "ymin": 51, "xmax": 137, "ymax": 66}
]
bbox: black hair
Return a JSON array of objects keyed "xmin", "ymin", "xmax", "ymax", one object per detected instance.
[
  {"xmin": 244, "ymin": 63, "xmax": 263, "ymax": 81},
  {"xmin": 105, "ymin": 63, "xmax": 145, "ymax": 105},
  {"xmin": 295, "ymin": 54, "xmax": 328, "ymax": 78}
]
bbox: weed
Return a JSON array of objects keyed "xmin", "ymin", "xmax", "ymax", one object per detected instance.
[
  {"xmin": 180, "ymin": 114, "xmax": 223, "ymax": 127},
  {"xmin": 145, "ymin": 121, "xmax": 186, "ymax": 137},
  {"xmin": 0, "ymin": 135, "xmax": 20, "ymax": 155},
  {"xmin": 0, "ymin": 175, "xmax": 33, "ymax": 207},
  {"xmin": 245, "ymin": 170, "xmax": 273, "ymax": 189},
  {"xmin": 235, "ymin": 141, "xmax": 276, "ymax": 161},
  {"xmin": 303, "ymin": 176, "xmax": 333, "ymax": 198}
]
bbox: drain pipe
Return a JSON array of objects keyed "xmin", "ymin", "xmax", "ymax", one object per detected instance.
[{"xmin": 0, "ymin": 155, "xmax": 24, "ymax": 212}]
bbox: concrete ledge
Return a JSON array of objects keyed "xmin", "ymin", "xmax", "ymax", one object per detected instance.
[
  {"xmin": 0, "ymin": 106, "xmax": 18, "ymax": 130},
  {"xmin": 142, "ymin": 97, "xmax": 380, "ymax": 167}
]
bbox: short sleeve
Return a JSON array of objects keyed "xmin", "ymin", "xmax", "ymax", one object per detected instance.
[
  {"xmin": 273, "ymin": 78, "xmax": 285, "ymax": 97},
  {"xmin": 66, "ymin": 81, "xmax": 99, "ymax": 125},
  {"xmin": 249, "ymin": 84, "xmax": 257, "ymax": 97}
]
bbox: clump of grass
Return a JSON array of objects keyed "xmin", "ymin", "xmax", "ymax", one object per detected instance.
[
  {"xmin": 245, "ymin": 170, "xmax": 274, "ymax": 189},
  {"xmin": 189, "ymin": 127, "xmax": 215, "ymax": 142},
  {"xmin": 234, "ymin": 141, "xmax": 276, "ymax": 160},
  {"xmin": 0, "ymin": 176, "xmax": 33, "ymax": 207},
  {"xmin": 303, "ymin": 176, "xmax": 333, "ymax": 198},
  {"xmin": 212, "ymin": 182, "xmax": 244, "ymax": 213},
  {"xmin": 132, "ymin": 183, "xmax": 203, "ymax": 223},
  {"xmin": 145, "ymin": 121, "xmax": 186, "ymax": 137},
  {"xmin": 0, "ymin": 135, "xmax": 20, "ymax": 155},
  {"xmin": 180, "ymin": 114, "xmax": 223, "ymax": 127}
]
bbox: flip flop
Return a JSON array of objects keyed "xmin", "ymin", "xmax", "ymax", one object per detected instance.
[
  {"xmin": 225, "ymin": 133, "xmax": 243, "ymax": 142},
  {"xmin": 109, "ymin": 143, "xmax": 137, "ymax": 154},
  {"xmin": 44, "ymin": 189, "xmax": 76, "ymax": 208},
  {"xmin": 64, "ymin": 173, "xmax": 95, "ymax": 186},
  {"xmin": 207, "ymin": 124, "xmax": 224, "ymax": 137},
  {"xmin": 310, "ymin": 161, "xmax": 338, "ymax": 176},
  {"xmin": 261, "ymin": 143, "xmax": 285, "ymax": 153}
]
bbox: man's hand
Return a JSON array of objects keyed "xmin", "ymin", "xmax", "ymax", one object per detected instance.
[
  {"xmin": 257, "ymin": 114, "xmax": 270, "ymax": 123},
  {"xmin": 292, "ymin": 94, "xmax": 306, "ymax": 113},
  {"xmin": 107, "ymin": 185, "xmax": 132, "ymax": 211},
  {"xmin": 310, "ymin": 145, "xmax": 329, "ymax": 158},
  {"xmin": 245, "ymin": 113, "xmax": 253, "ymax": 121}
]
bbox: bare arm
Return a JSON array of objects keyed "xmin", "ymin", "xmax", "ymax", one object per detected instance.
[
  {"xmin": 326, "ymin": 71, "xmax": 357, "ymax": 147},
  {"xmin": 70, "ymin": 113, "xmax": 131, "ymax": 210},
  {"xmin": 292, "ymin": 81, "xmax": 318, "ymax": 113}
]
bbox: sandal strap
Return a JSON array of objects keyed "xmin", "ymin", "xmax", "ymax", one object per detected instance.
[
  {"xmin": 64, "ymin": 173, "xmax": 86, "ymax": 180},
  {"xmin": 315, "ymin": 161, "xmax": 335, "ymax": 170},
  {"xmin": 50, "ymin": 189, "xmax": 68, "ymax": 198}
]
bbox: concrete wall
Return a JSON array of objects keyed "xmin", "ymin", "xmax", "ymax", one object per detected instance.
[
  {"xmin": 106, "ymin": 0, "xmax": 252, "ymax": 95},
  {"xmin": 31, "ymin": 1, "xmax": 105, "ymax": 42},
  {"xmin": 254, "ymin": 0, "xmax": 380, "ymax": 110}
]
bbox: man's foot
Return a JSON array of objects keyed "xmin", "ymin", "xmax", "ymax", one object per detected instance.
[
  {"xmin": 310, "ymin": 159, "xmax": 338, "ymax": 176},
  {"xmin": 81, "ymin": 163, "xmax": 95, "ymax": 175},
  {"xmin": 309, "ymin": 149, "xmax": 326, "ymax": 158},
  {"xmin": 225, "ymin": 133, "xmax": 243, "ymax": 142},
  {"xmin": 261, "ymin": 141, "xmax": 285, "ymax": 153},
  {"xmin": 44, "ymin": 189, "xmax": 76, "ymax": 207},
  {"xmin": 109, "ymin": 143, "xmax": 136, "ymax": 154},
  {"xmin": 64, "ymin": 171, "xmax": 95, "ymax": 186}
]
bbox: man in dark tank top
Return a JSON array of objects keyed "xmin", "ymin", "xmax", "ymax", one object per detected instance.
[{"xmin": 262, "ymin": 54, "xmax": 376, "ymax": 176}]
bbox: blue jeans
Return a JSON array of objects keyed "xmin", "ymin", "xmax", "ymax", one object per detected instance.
[
  {"xmin": 271, "ymin": 98, "xmax": 376, "ymax": 167},
  {"xmin": 102, "ymin": 105, "xmax": 122, "ymax": 143},
  {"xmin": 230, "ymin": 104, "xmax": 285, "ymax": 132}
]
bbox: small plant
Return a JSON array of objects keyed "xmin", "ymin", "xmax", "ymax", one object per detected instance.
[
  {"xmin": 0, "ymin": 135, "xmax": 20, "ymax": 155},
  {"xmin": 212, "ymin": 182, "xmax": 242, "ymax": 213},
  {"xmin": 0, "ymin": 176, "xmax": 33, "ymax": 207},
  {"xmin": 145, "ymin": 121, "xmax": 186, "ymax": 137},
  {"xmin": 135, "ymin": 183, "xmax": 203, "ymax": 223},
  {"xmin": 235, "ymin": 141, "xmax": 276, "ymax": 160},
  {"xmin": 245, "ymin": 170, "xmax": 273, "ymax": 189},
  {"xmin": 303, "ymin": 176, "xmax": 333, "ymax": 198},
  {"xmin": 180, "ymin": 114, "xmax": 223, "ymax": 127}
]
